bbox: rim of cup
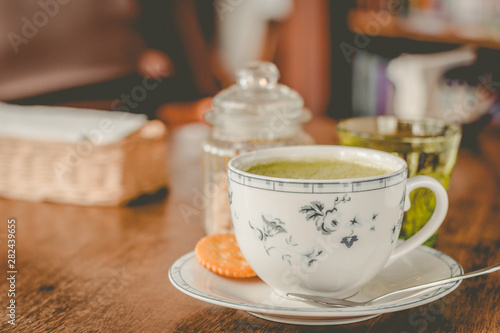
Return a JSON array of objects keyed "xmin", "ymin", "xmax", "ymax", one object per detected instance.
[{"xmin": 227, "ymin": 145, "xmax": 408, "ymax": 184}]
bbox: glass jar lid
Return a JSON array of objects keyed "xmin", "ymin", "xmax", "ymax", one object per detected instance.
[{"xmin": 205, "ymin": 61, "xmax": 310, "ymax": 126}]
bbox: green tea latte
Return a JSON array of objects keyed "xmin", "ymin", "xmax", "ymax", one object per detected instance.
[{"xmin": 245, "ymin": 159, "xmax": 391, "ymax": 180}]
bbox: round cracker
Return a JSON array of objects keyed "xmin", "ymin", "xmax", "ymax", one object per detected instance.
[{"xmin": 195, "ymin": 234, "xmax": 256, "ymax": 278}]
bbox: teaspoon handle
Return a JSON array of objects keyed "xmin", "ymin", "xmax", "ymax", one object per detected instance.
[{"xmin": 371, "ymin": 263, "xmax": 500, "ymax": 304}]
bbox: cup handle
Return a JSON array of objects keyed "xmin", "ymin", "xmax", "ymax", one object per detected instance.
[{"xmin": 386, "ymin": 175, "xmax": 449, "ymax": 266}]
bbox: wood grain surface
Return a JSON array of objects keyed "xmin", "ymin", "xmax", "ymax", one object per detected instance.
[{"xmin": 1, "ymin": 117, "xmax": 499, "ymax": 333}]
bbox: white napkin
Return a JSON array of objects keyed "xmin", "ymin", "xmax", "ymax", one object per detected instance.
[{"xmin": 0, "ymin": 102, "xmax": 148, "ymax": 145}]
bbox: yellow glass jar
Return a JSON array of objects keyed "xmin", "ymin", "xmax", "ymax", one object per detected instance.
[{"xmin": 337, "ymin": 116, "xmax": 462, "ymax": 247}]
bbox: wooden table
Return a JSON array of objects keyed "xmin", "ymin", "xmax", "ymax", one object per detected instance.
[{"xmin": 1, "ymin": 117, "xmax": 499, "ymax": 332}]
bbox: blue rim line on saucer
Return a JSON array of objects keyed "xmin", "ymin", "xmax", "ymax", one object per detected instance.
[{"xmin": 168, "ymin": 245, "xmax": 463, "ymax": 318}]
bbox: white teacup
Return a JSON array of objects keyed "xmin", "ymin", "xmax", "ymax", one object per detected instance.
[{"xmin": 227, "ymin": 145, "xmax": 448, "ymax": 298}]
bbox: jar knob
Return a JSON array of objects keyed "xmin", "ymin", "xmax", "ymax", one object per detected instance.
[{"xmin": 236, "ymin": 61, "xmax": 279, "ymax": 90}]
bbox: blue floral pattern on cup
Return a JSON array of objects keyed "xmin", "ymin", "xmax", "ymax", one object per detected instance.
[
  {"xmin": 249, "ymin": 197, "xmax": 366, "ymax": 267},
  {"xmin": 299, "ymin": 194, "xmax": 351, "ymax": 235},
  {"xmin": 248, "ymin": 191, "xmax": 406, "ymax": 266}
]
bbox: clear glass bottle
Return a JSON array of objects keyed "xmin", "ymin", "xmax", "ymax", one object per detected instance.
[{"xmin": 202, "ymin": 61, "xmax": 314, "ymax": 234}]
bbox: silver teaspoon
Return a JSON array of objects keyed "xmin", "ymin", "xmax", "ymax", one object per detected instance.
[{"xmin": 286, "ymin": 263, "xmax": 500, "ymax": 308}]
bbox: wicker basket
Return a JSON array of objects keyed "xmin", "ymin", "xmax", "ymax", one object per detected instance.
[{"xmin": 0, "ymin": 120, "xmax": 168, "ymax": 206}]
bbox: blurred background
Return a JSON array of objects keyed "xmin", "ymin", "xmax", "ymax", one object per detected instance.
[{"xmin": 2, "ymin": 0, "xmax": 500, "ymax": 129}]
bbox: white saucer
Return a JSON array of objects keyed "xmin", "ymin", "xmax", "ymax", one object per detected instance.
[{"xmin": 169, "ymin": 246, "xmax": 463, "ymax": 326}]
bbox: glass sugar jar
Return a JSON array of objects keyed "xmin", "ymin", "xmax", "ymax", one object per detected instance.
[{"xmin": 202, "ymin": 61, "xmax": 314, "ymax": 234}]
